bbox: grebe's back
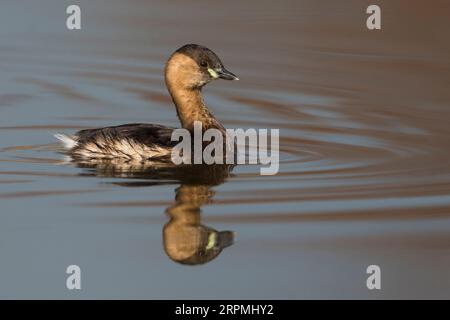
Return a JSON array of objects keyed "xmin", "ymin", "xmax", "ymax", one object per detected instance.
[{"xmin": 57, "ymin": 123, "xmax": 176, "ymax": 161}]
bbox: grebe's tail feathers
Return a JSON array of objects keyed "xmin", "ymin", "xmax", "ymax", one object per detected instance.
[{"xmin": 54, "ymin": 133, "xmax": 77, "ymax": 149}]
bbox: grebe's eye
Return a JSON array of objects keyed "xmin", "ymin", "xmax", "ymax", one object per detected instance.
[{"xmin": 200, "ymin": 61, "xmax": 207, "ymax": 67}]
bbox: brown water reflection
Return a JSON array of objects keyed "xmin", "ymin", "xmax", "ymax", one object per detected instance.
[
  {"xmin": 0, "ymin": 0, "xmax": 449, "ymax": 298},
  {"xmin": 76, "ymin": 161, "xmax": 236, "ymax": 265}
]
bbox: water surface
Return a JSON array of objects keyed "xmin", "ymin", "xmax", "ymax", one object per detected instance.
[{"xmin": 0, "ymin": 0, "xmax": 450, "ymax": 298}]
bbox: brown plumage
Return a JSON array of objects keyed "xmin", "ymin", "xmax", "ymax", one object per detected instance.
[{"xmin": 55, "ymin": 44, "xmax": 239, "ymax": 161}]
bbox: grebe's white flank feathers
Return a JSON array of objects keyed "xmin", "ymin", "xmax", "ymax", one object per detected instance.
[{"xmin": 54, "ymin": 133, "xmax": 77, "ymax": 149}]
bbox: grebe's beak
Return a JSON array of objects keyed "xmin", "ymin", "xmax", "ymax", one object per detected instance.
[
  {"xmin": 217, "ymin": 68, "xmax": 239, "ymax": 81},
  {"xmin": 217, "ymin": 230, "xmax": 235, "ymax": 249}
]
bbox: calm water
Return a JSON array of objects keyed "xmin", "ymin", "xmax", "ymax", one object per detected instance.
[{"xmin": 0, "ymin": 0, "xmax": 450, "ymax": 298}]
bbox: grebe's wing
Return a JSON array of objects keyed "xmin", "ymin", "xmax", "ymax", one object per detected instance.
[
  {"xmin": 58, "ymin": 123, "xmax": 178, "ymax": 160},
  {"xmin": 74, "ymin": 123, "xmax": 177, "ymax": 148}
]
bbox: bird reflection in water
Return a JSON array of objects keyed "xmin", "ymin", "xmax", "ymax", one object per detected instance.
[{"xmin": 75, "ymin": 160, "xmax": 235, "ymax": 265}]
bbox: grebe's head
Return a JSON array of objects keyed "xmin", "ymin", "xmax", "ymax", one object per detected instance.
[
  {"xmin": 163, "ymin": 223, "xmax": 235, "ymax": 265},
  {"xmin": 165, "ymin": 44, "xmax": 239, "ymax": 90}
]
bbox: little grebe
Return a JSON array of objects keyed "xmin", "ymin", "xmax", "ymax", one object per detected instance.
[{"xmin": 55, "ymin": 44, "xmax": 238, "ymax": 161}]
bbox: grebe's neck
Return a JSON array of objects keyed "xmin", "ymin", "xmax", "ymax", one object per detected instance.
[
  {"xmin": 167, "ymin": 85, "xmax": 223, "ymax": 131},
  {"xmin": 164, "ymin": 53, "xmax": 225, "ymax": 132}
]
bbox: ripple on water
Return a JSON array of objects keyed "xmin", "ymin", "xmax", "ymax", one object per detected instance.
[{"xmin": 1, "ymin": 17, "xmax": 450, "ymax": 223}]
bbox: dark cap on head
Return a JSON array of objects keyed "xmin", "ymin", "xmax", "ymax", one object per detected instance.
[{"xmin": 175, "ymin": 44, "xmax": 239, "ymax": 81}]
